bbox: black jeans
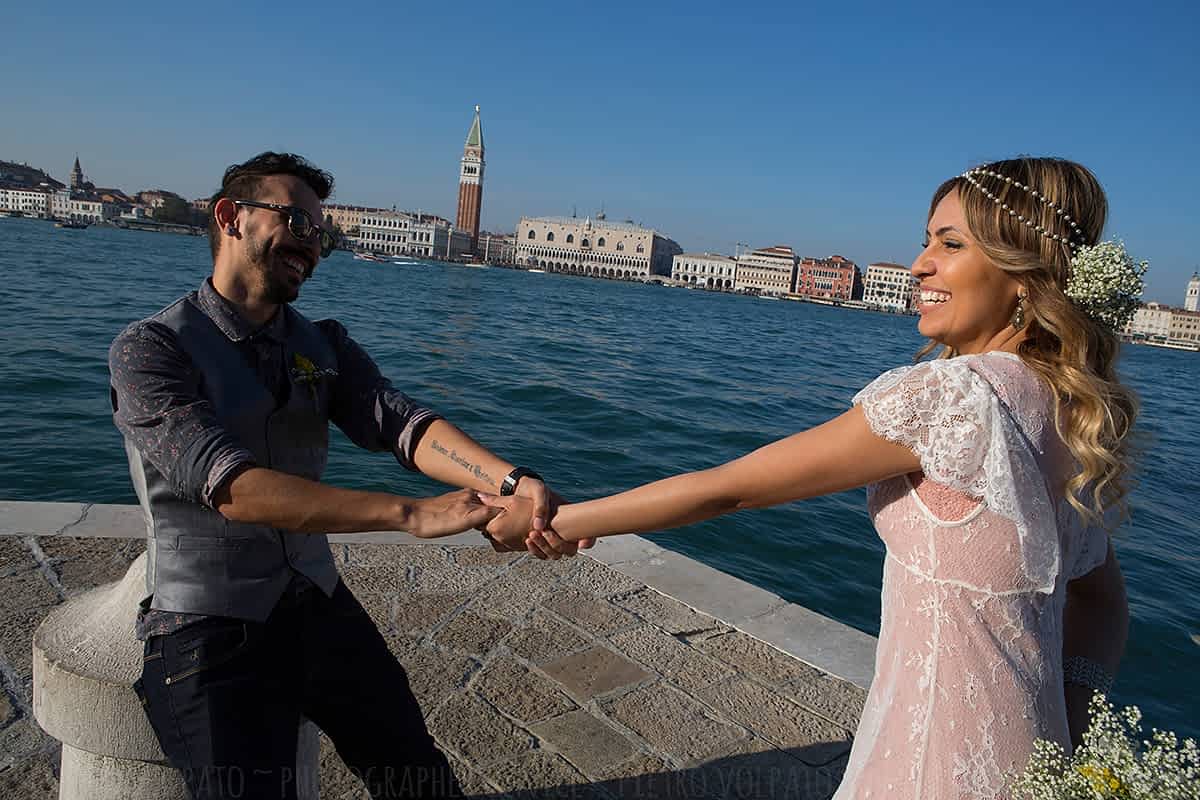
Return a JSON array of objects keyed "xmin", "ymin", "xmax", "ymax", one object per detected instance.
[{"xmin": 134, "ymin": 580, "xmax": 463, "ymax": 799}]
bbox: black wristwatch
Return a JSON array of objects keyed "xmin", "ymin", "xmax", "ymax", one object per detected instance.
[{"xmin": 500, "ymin": 466, "xmax": 543, "ymax": 496}]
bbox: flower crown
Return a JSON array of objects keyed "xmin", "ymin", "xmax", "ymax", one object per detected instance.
[{"xmin": 957, "ymin": 168, "xmax": 1148, "ymax": 334}]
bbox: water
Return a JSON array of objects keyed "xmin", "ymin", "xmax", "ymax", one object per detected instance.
[{"xmin": 1, "ymin": 217, "xmax": 1196, "ymax": 736}]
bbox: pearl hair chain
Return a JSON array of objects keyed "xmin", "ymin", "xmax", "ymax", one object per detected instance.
[{"xmin": 959, "ymin": 168, "xmax": 1086, "ymax": 250}]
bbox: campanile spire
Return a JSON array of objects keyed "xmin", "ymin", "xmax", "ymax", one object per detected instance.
[{"xmin": 456, "ymin": 105, "xmax": 485, "ymax": 252}]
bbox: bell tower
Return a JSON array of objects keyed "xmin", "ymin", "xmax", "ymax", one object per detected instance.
[
  {"xmin": 1186, "ymin": 271, "xmax": 1199, "ymax": 312},
  {"xmin": 455, "ymin": 105, "xmax": 485, "ymax": 252}
]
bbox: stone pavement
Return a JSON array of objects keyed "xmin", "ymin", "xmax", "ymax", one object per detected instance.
[{"xmin": 1, "ymin": 531, "xmax": 870, "ymax": 799}]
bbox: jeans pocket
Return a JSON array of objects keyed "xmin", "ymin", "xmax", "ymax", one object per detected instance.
[{"xmin": 165, "ymin": 621, "xmax": 252, "ymax": 685}]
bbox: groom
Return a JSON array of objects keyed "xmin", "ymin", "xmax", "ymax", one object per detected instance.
[{"xmin": 107, "ymin": 151, "xmax": 587, "ymax": 799}]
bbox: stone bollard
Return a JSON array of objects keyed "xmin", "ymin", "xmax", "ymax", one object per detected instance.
[{"xmin": 31, "ymin": 552, "xmax": 320, "ymax": 799}]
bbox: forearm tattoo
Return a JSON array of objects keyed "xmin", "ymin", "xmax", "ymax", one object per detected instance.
[{"xmin": 430, "ymin": 440, "xmax": 497, "ymax": 488}]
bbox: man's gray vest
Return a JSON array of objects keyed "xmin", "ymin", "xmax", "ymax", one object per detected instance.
[{"xmin": 123, "ymin": 294, "xmax": 340, "ymax": 620}]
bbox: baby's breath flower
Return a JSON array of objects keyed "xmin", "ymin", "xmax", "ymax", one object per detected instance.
[
  {"xmin": 1065, "ymin": 240, "xmax": 1148, "ymax": 334},
  {"xmin": 1011, "ymin": 692, "xmax": 1200, "ymax": 800}
]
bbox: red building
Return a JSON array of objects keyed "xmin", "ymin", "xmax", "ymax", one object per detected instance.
[
  {"xmin": 455, "ymin": 105, "xmax": 485, "ymax": 253},
  {"xmin": 793, "ymin": 254, "xmax": 862, "ymax": 300}
]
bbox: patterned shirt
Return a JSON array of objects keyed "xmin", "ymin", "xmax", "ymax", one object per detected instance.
[{"xmin": 109, "ymin": 279, "xmax": 442, "ymax": 639}]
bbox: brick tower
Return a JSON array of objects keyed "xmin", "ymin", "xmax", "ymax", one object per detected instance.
[{"xmin": 455, "ymin": 105, "xmax": 485, "ymax": 252}]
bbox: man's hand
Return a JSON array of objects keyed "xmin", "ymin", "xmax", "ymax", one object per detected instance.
[
  {"xmin": 405, "ymin": 489, "xmax": 500, "ymax": 539},
  {"xmin": 480, "ymin": 494, "xmax": 535, "ymax": 552},
  {"xmin": 513, "ymin": 479, "xmax": 596, "ymax": 559}
]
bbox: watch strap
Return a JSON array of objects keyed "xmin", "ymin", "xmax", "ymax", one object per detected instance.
[{"xmin": 500, "ymin": 467, "xmax": 543, "ymax": 496}]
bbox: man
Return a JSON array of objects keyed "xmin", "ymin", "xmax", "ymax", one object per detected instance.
[{"xmin": 108, "ymin": 152, "xmax": 587, "ymax": 799}]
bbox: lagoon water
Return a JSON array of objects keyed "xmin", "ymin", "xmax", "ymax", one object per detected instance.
[{"xmin": 1, "ymin": 217, "xmax": 1196, "ymax": 736}]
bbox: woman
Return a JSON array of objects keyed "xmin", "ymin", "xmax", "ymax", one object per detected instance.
[{"xmin": 485, "ymin": 157, "xmax": 1136, "ymax": 798}]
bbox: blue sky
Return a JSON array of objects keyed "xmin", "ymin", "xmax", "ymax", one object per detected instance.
[{"xmin": 5, "ymin": 0, "xmax": 1198, "ymax": 302}]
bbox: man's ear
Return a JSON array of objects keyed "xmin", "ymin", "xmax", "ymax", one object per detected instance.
[{"xmin": 213, "ymin": 197, "xmax": 238, "ymax": 231}]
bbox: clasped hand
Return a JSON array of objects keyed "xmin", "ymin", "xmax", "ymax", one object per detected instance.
[{"xmin": 476, "ymin": 480, "xmax": 590, "ymax": 560}]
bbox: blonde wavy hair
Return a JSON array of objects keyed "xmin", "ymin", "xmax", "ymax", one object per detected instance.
[{"xmin": 924, "ymin": 157, "xmax": 1137, "ymax": 526}]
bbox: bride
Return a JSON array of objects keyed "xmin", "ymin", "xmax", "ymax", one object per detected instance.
[{"xmin": 483, "ymin": 157, "xmax": 1138, "ymax": 798}]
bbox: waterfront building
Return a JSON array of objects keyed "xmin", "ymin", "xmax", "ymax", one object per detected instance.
[
  {"xmin": 1169, "ymin": 308, "xmax": 1200, "ymax": 345},
  {"xmin": 794, "ymin": 255, "xmax": 863, "ymax": 301},
  {"xmin": 49, "ymin": 189, "xmax": 113, "ymax": 222},
  {"xmin": 672, "ymin": 253, "xmax": 737, "ymax": 289},
  {"xmin": 0, "ymin": 185, "xmax": 52, "ymax": 217},
  {"xmin": 1186, "ymin": 271, "xmax": 1199, "ymax": 312},
  {"xmin": 516, "ymin": 216, "xmax": 682, "ymax": 281},
  {"xmin": 478, "ymin": 231, "xmax": 517, "ymax": 265},
  {"xmin": 863, "ymin": 262, "xmax": 918, "ymax": 311},
  {"xmin": 1125, "ymin": 303, "xmax": 1174, "ymax": 341},
  {"xmin": 355, "ymin": 211, "xmax": 471, "ymax": 260},
  {"xmin": 192, "ymin": 198, "xmax": 212, "ymax": 214},
  {"xmin": 456, "ymin": 106, "xmax": 485, "ymax": 252},
  {"xmin": 321, "ymin": 203, "xmax": 387, "ymax": 236},
  {"xmin": 734, "ymin": 246, "xmax": 797, "ymax": 295}
]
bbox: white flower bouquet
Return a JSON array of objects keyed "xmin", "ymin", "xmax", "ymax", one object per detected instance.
[
  {"xmin": 1012, "ymin": 693, "xmax": 1199, "ymax": 799},
  {"xmin": 1065, "ymin": 240, "xmax": 1148, "ymax": 334}
]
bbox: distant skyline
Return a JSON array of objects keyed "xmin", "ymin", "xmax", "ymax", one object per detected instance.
[{"xmin": 4, "ymin": 1, "xmax": 1198, "ymax": 303}]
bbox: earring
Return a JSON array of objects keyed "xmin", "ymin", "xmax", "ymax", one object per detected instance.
[
  {"xmin": 1011, "ymin": 296, "xmax": 1027, "ymax": 331},
  {"xmin": 225, "ymin": 224, "xmax": 237, "ymax": 235}
]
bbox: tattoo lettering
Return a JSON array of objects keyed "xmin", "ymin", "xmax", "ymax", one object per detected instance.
[{"xmin": 430, "ymin": 440, "xmax": 497, "ymax": 488}]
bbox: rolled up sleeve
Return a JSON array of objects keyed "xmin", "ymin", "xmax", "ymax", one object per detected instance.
[
  {"xmin": 316, "ymin": 319, "xmax": 442, "ymax": 470},
  {"xmin": 108, "ymin": 322, "xmax": 256, "ymax": 507}
]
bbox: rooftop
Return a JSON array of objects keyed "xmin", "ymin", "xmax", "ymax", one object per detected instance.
[{"xmin": 523, "ymin": 216, "xmax": 659, "ymax": 235}]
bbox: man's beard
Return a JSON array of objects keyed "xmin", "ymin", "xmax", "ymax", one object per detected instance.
[{"xmin": 245, "ymin": 231, "xmax": 301, "ymax": 305}]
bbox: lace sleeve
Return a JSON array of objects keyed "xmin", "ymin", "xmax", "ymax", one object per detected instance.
[
  {"xmin": 853, "ymin": 361, "xmax": 995, "ymax": 497},
  {"xmin": 856, "ymin": 359, "xmax": 1064, "ymax": 594}
]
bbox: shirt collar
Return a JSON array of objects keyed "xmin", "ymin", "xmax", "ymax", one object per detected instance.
[{"xmin": 197, "ymin": 279, "xmax": 287, "ymax": 344}]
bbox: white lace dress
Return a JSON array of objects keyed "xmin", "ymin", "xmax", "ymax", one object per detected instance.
[{"xmin": 832, "ymin": 352, "xmax": 1110, "ymax": 800}]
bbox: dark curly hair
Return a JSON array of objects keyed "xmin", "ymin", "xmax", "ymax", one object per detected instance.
[{"xmin": 207, "ymin": 152, "xmax": 334, "ymax": 260}]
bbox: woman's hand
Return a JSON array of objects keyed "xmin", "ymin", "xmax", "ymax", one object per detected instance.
[
  {"xmin": 477, "ymin": 493, "xmax": 578, "ymax": 560},
  {"xmin": 405, "ymin": 489, "xmax": 500, "ymax": 539}
]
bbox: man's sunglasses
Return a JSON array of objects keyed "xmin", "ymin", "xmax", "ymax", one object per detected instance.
[{"xmin": 233, "ymin": 200, "xmax": 337, "ymax": 258}]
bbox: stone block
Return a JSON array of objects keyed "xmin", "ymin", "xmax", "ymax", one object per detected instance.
[
  {"xmin": 432, "ymin": 611, "xmax": 513, "ymax": 658},
  {"xmin": 472, "ymin": 656, "xmax": 575, "ymax": 724},
  {"xmin": 697, "ymin": 678, "xmax": 852, "ymax": 764},
  {"xmin": 392, "ymin": 644, "xmax": 479, "ymax": 711},
  {"xmin": 566, "ymin": 555, "xmax": 644, "ymax": 598},
  {"xmin": 37, "ymin": 536, "xmax": 145, "ymax": 594},
  {"xmin": 0, "ymin": 718, "xmax": 55, "ymax": 771},
  {"xmin": 503, "ymin": 611, "xmax": 590, "ymax": 666},
  {"xmin": 1, "ymin": 687, "xmax": 15, "ymax": 727},
  {"xmin": 609, "ymin": 625, "xmax": 733, "ymax": 693},
  {"xmin": 543, "ymin": 586, "xmax": 637, "ymax": 636},
  {"xmin": 427, "ymin": 690, "xmax": 534, "ymax": 767},
  {"xmin": 600, "ymin": 682, "xmax": 746, "ymax": 764},
  {"xmin": 540, "ymin": 646, "xmax": 652, "ymax": 701},
  {"xmin": 485, "ymin": 750, "xmax": 601, "ymax": 797},
  {"xmin": 449, "ymin": 546, "xmax": 523, "ymax": 569},
  {"xmin": 608, "ymin": 548, "xmax": 784, "ymax": 626},
  {"xmin": 737, "ymin": 602, "xmax": 877, "ymax": 690},
  {"xmin": 0, "ymin": 568, "xmax": 61, "ymax": 680},
  {"xmin": 529, "ymin": 709, "xmax": 639, "ymax": 779},
  {"xmin": 692, "ymin": 630, "xmax": 816, "ymax": 688},
  {"xmin": 394, "ymin": 592, "xmax": 468, "ymax": 636},
  {"xmin": 467, "ymin": 558, "xmax": 572, "ymax": 621},
  {"xmin": 0, "ymin": 744, "xmax": 60, "ymax": 800},
  {"xmin": 783, "ymin": 671, "xmax": 868, "ymax": 731},
  {"xmin": 338, "ymin": 561, "xmax": 411, "ymax": 598},
  {"xmin": 317, "ymin": 733, "xmax": 368, "ymax": 800},
  {"xmin": 445, "ymin": 754, "xmax": 495, "ymax": 798},
  {"xmin": 0, "ymin": 537, "xmax": 34, "ymax": 577},
  {"xmin": 0, "ymin": 501, "xmax": 88, "ymax": 537},
  {"xmin": 615, "ymin": 587, "xmax": 722, "ymax": 635}
]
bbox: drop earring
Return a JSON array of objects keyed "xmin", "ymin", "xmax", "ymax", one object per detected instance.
[{"xmin": 1011, "ymin": 295, "xmax": 1027, "ymax": 331}]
